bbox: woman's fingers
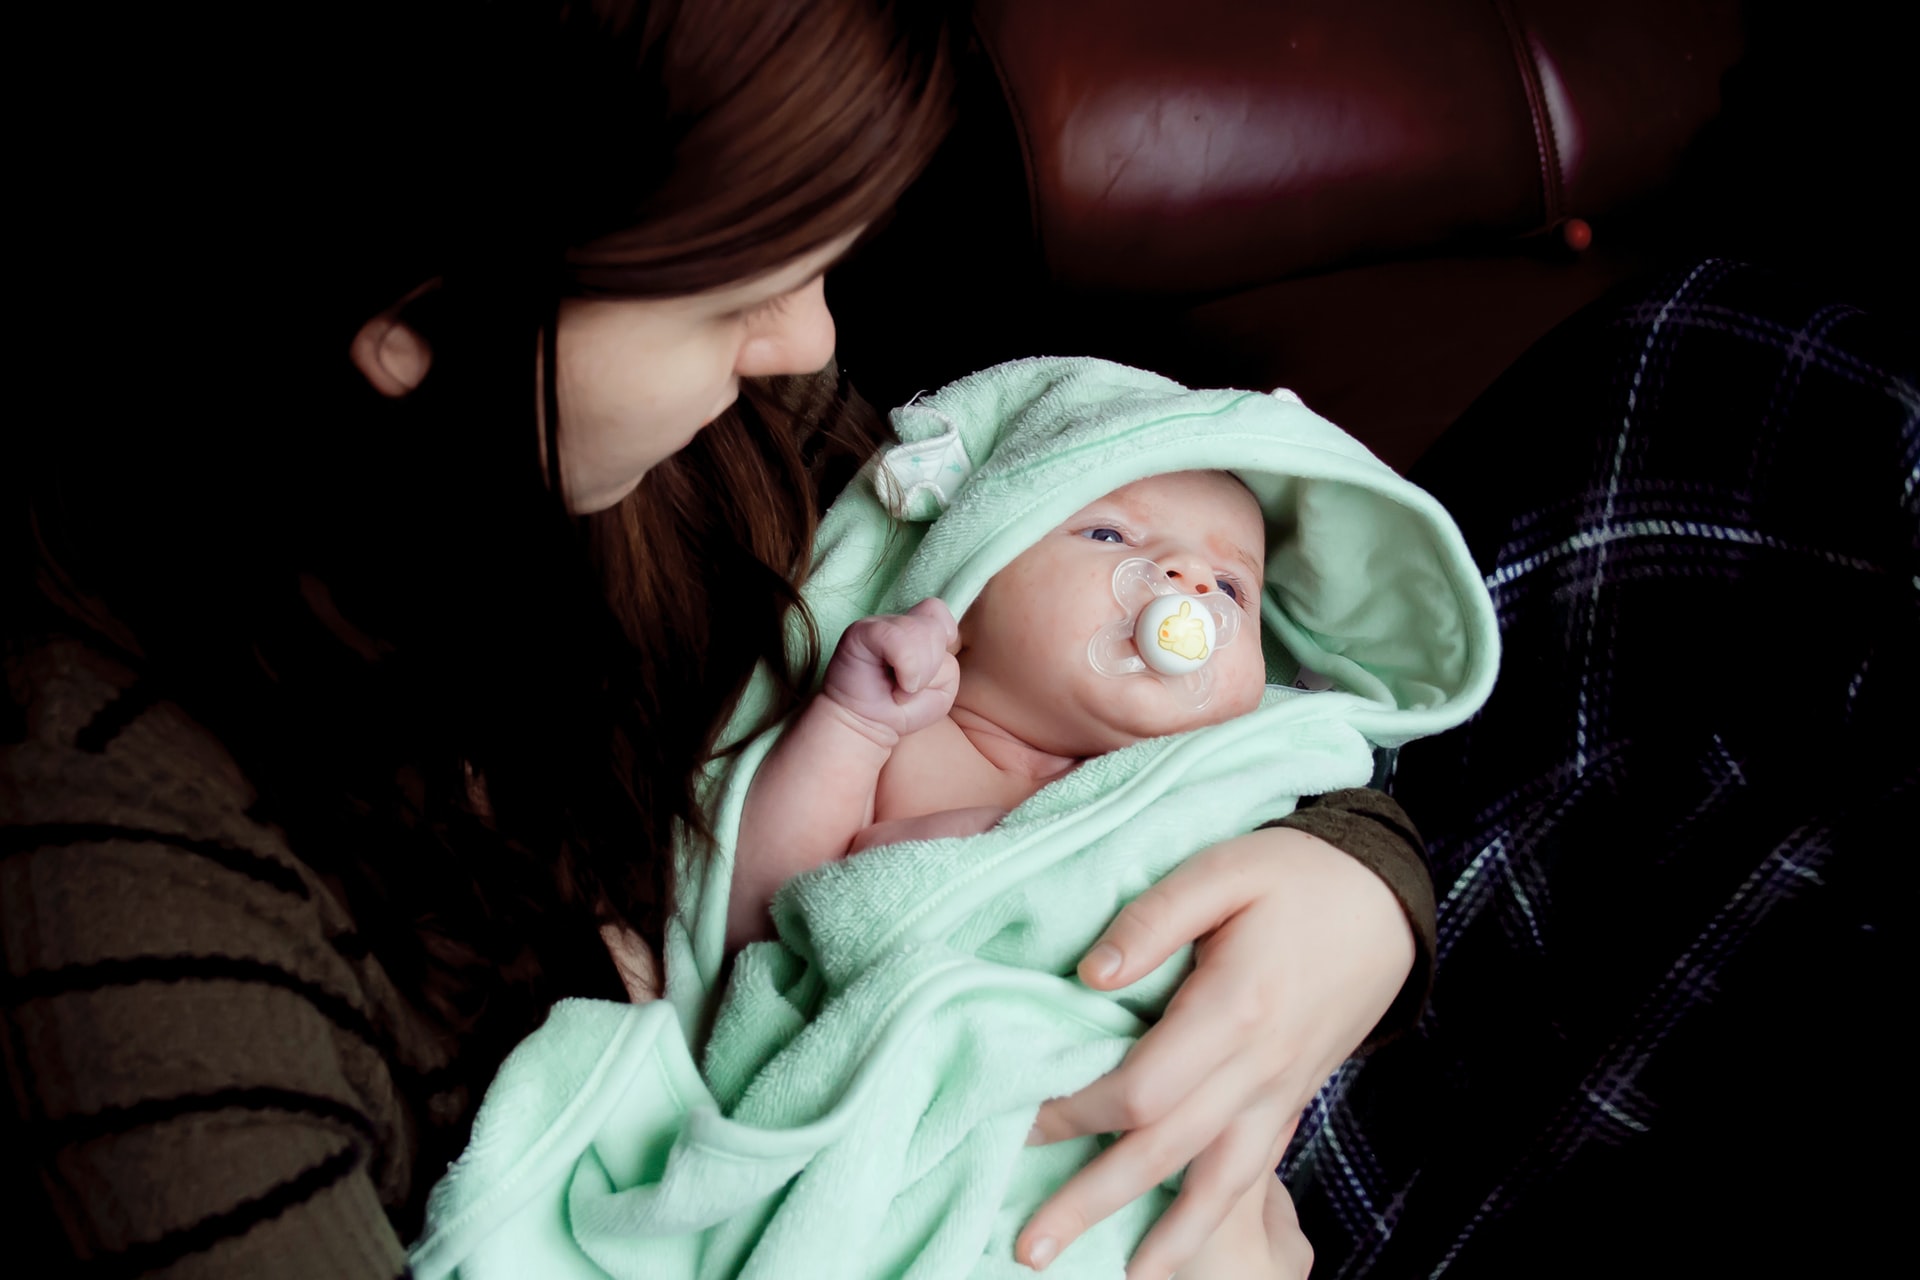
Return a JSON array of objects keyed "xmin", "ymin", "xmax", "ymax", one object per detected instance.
[
  {"xmin": 1034, "ymin": 931, "xmax": 1269, "ymax": 1144},
  {"xmin": 598, "ymin": 923, "xmax": 662, "ymax": 1003},
  {"xmin": 1018, "ymin": 1055, "xmax": 1262, "ymax": 1270},
  {"xmin": 1028, "ymin": 1029, "xmax": 1206, "ymax": 1146},
  {"xmin": 1075, "ymin": 838, "xmax": 1260, "ymax": 990},
  {"xmin": 1026, "ymin": 1035, "xmax": 1219, "ymax": 1149},
  {"xmin": 1124, "ymin": 1102, "xmax": 1289, "ymax": 1280}
]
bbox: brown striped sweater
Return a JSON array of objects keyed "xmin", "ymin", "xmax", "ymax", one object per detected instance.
[
  {"xmin": 1, "ymin": 637, "xmax": 1435, "ymax": 1276},
  {"xmin": 2, "ymin": 640, "xmax": 454, "ymax": 1277}
]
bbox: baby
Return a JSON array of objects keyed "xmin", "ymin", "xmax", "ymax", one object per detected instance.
[
  {"xmin": 730, "ymin": 467, "xmax": 1269, "ymax": 947},
  {"xmin": 730, "ymin": 467, "xmax": 1292, "ymax": 1276}
]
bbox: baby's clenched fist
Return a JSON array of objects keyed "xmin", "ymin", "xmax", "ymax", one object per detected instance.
[{"xmin": 820, "ymin": 598, "xmax": 961, "ymax": 745}]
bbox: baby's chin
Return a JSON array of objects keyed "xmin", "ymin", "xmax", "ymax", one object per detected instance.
[{"xmin": 1063, "ymin": 673, "xmax": 1257, "ymax": 752}]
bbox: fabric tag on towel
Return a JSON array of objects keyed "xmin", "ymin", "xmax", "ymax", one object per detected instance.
[
  {"xmin": 1291, "ymin": 666, "xmax": 1337, "ymax": 691},
  {"xmin": 876, "ymin": 400, "xmax": 973, "ymax": 521}
]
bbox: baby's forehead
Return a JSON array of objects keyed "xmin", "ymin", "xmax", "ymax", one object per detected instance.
[
  {"xmin": 1064, "ymin": 470, "xmax": 1268, "ymax": 568},
  {"xmin": 1085, "ymin": 471, "xmax": 1262, "ymax": 530},
  {"xmin": 1092, "ymin": 469, "xmax": 1251, "ymax": 505}
]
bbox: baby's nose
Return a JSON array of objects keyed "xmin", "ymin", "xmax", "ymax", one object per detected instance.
[{"xmin": 1160, "ymin": 553, "xmax": 1216, "ymax": 594}]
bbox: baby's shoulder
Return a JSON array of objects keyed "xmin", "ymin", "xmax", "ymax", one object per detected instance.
[{"xmin": 873, "ymin": 714, "xmax": 1019, "ymax": 822}]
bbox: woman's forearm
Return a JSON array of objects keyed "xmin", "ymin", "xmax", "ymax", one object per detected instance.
[{"xmin": 1264, "ymin": 787, "xmax": 1434, "ymax": 1044}]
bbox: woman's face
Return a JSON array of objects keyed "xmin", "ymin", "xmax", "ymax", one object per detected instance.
[{"xmin": 553, "ymin": 227, "xmax": 863, "ymax": 512}]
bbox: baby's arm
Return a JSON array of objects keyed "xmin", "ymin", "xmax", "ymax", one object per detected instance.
[{"xmin": 730, "ymin": 599, "xmax": 960, "ymax": 949}]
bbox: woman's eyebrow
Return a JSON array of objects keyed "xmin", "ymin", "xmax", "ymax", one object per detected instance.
[
  {"xmin": 780, "ymin": 237, "xmax": 863, "ymax": 291},
  {"xmin": 727, "ymin": 249, "xmax": 846, "ymax": 307}
]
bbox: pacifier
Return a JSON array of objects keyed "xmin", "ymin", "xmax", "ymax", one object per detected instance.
[{"xmin": 1088, "ymin": 557, "xmax": 1243, "ymax": 710}]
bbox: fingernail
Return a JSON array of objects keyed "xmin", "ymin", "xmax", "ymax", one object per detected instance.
[
  {"xmin": 1083, "ymin": 943, "xmax": 1122, "ymax": 983},
  {"xmin": 1026, "ymin": 1122, "xmax": 1045, "ymax": 1146},
  {"xmin": 1026, "ymin": 1237, "xmax": 1057, "ymax": 1269}
]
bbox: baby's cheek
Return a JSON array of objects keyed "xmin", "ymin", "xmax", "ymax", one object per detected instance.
[
  {"xmin": 1222, "ymin": 654, "xmax": 1269, "ymax": 717},
  {"xmin": 1014, "ymin": 611, "xmax": 1088, "ymax": 687}
]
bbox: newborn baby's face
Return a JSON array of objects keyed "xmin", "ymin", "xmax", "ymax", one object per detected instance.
[{"xmin": 956, "ymin": 470, "xmax": 1269, "ymax": 758}]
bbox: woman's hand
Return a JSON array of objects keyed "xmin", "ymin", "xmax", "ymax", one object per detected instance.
[
  {"xmin": 1016, "ymin": 827, "xmax": 1413, "ymax": 1279},
  {"xmin": 1172, "ymin": 1168, "xmax": 1313, "ymax": 1280},
  {"xmin": 600, "ymin": 923, "xmax": 663, "ymax": 1003}
]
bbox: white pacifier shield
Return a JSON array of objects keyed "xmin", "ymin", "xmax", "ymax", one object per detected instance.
[{"xmin": 1134, "ymin": 593, "xmax": 1217, "ymax": 676}]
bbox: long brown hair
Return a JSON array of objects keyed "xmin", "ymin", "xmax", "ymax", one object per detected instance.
[{"xmin": 7, "ymin": 0, "xmax": 951, "ymax": 1196}]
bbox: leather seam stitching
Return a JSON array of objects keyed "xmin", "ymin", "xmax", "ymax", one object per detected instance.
[
  {"xmin": 1487, "ymin": 0, "xmax": 1565, "ymax": 228},
  {"xmin": 969, "ymin": 8, "xmax": 1051, "ymax": 275}
]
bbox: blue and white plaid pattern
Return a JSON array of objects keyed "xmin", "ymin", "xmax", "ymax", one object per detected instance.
[{"xmin": 1284, "ymin": 260, "xmax": 1918, "ymax": 1277}]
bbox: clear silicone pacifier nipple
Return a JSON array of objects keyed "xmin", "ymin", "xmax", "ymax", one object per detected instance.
[{"xmin": 1088, "ymin": 557, "xmax": 1242, "ymax": 710}]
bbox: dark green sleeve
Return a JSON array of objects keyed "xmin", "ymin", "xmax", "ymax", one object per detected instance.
[{"xmin": 1263, "ymin": 787, "xmax": 1435, "ymax": 1048}]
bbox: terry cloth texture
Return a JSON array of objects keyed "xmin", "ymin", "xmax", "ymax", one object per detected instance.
[
  {"xmin": 1, "ymin": 639, "xmax": 455, "ymax": 1279},
  {"xmin": 412, "ymin": 356, "xmax": 1500, "ymax": 1279},
  {"xmin": 1283, "ymin": 259, "xmax": 1919, "ymax": 1278}
]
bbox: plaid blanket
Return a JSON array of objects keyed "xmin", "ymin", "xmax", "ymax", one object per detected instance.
[{"xmin": 1285, "ymin": 259, "xmax": 1918, "ymax": 1277}]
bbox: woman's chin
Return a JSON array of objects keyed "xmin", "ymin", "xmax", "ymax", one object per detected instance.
[{"xmin": 701, "ymin": 389, "xmax": 740, "ymax": 428}]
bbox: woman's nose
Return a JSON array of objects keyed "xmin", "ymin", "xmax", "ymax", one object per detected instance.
[{"xmin": 734, "ymin": 276, "xmax": 837, "ymax": 378}]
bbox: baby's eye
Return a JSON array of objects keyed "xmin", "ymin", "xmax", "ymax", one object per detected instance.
[
  {"xmin": 1216, "ymin": 574, "xmax": 1250, "ymax": 605},
  {"xmin": 1079, "ymin": 527, "xmax": 1126, "ymax": 544}
]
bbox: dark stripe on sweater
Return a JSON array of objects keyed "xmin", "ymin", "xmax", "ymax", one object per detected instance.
[
  {"xmin": 2, "ymin": 985, "xmax": 112, "ymax": 1259},
  {"xmin": 2, "ymin": 955, "xmax": 378, "ymax": 1051},
  {"xmin": 7, "ymin": 950, "xmax": 457, "ymax": 1095},
  {"xmin": 77, "ymin": 1142, "xmax": 363, "ymax": 1278},
  {"xmin": 22, "ymin": 1086, "xmax": 379, "ymax": 1153},
  {"xmin": 72, "ymin": 682, "xmax": 163, "ymax": 754},
  {"xmin": 0, "ymin": 822, "xmax": 310, "ymax": 900}
]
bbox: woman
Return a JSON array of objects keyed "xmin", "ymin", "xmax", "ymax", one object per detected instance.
[{"xmin": 2, "ymin": 2, "xmax": 1426, "ymax": 1276}]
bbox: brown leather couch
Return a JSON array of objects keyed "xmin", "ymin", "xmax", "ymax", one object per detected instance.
[{"xmin": 831, "ymin": 0, "xmax": 1909, "ymax": 471}]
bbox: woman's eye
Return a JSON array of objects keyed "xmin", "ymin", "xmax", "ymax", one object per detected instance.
[
  {"xmin": 735, "ymin": 291, "xmax": 793, "ymax": 324},
  {"xmin": 1080, "ymin": 527, "xmax": 1126, "ymax": 544}
]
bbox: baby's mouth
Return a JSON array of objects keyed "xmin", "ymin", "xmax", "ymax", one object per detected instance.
[{"xmin": 1086, "ymin": 557, "xmax": 1241, "ymax": 714}]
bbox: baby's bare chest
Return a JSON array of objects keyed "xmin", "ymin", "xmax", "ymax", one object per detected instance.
[{"xmin": 873, "ymin": 717, "xmax": 1039, "ymax": 823}]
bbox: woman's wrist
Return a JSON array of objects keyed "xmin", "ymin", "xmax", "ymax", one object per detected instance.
[
  {"xmin": 1261, "ymin": 788, "xmax": 1434, "ymax": 1044},
  {"xmin": 1232, "ymin": 825, "xmax": 1416, "ymax": 1017}
]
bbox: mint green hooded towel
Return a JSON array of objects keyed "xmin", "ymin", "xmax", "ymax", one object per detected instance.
[{"xmin": 411, "ymin": 357, "xmax": 1499, "ymax": 1279}]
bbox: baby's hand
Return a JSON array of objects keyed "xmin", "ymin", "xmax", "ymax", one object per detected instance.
[{"xmin": 821, "ymin": 598, "xmax": 961, "ymax": 745}]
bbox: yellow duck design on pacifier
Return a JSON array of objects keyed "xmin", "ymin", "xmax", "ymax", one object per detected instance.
[
  {"xmin": 1087, "ymin": 557, "xmax": 1242, "ymax": 710},
  {"xmin": 1156, "ymin": 600, "xmax": 1210, "ymax": 662}
]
